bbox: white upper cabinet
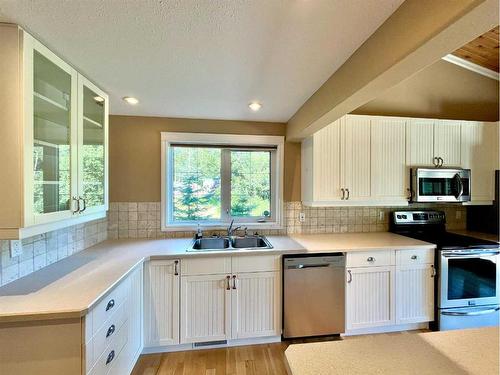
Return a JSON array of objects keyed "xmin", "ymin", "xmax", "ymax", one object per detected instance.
[
  {"xmin": 406, "ymin": 119, "xmax": 435, "ymax": 167},
  {"xmin": 434, "ymin": 120, "xmax": 461, "ymax": 167},
  {"xmin": 0, "ymin": 25, "xmax": 108, "ymax": 239},
  {"xmin": 461, "ymin": 121, "xmax": 499, "ymax": 204},
  {"xmin": 343, "ymin": 116, "xmax": 371, "ymax": 202},
  {"xmin": 370, "ymin": 117, "xmax": 407, "ymax": 203}
]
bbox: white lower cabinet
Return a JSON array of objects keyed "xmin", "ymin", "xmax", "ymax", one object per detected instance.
[
  {"xmin": 232, "ymin": 271, "xmax": 281, "ymax": 339},
  {"xmin": 395, "ymin": 264, "xmax": 434, "ymax": 324},
  {"xmin": 345, "ymin": 266, "xmax": 395, "ymax": 331},
  {"xmin": 85, "ymin": 264, "xmax": 143, "ymax": 375},
  {"xmin": 144, "ymin": 260, "xmax": 180, "ymax": 347},
  {"xmin": 179, "ymin": 255, "xmax": 281, "ymax": 344},
  {"xmin": 346, "ymin": 249, "xmax": 434, "ymax": 334},
  {"xmin": 180, "ymin": 274, "xmax": 232, "ymax": 343}
]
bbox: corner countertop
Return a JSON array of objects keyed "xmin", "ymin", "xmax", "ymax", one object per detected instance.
[
  {"xmin": 285, "ymin": 327, "xmax": 499, "ymax": 375},
  {"xmin": 449, "ymin": 230, "xmax": 500, "ymax": 244},
  {"xmin": 0, "ymin": 233, "xmax": 434, "ymax": 323}
]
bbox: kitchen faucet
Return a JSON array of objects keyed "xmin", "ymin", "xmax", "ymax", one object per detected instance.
[{"xmin": 227, "ymin": 219, "xmax": 241, "ymax": 237}]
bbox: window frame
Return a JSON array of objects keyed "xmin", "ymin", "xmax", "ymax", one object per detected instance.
[{"xmin": 161, "ymin": 132, "xmax": 284, "ymax": 231}]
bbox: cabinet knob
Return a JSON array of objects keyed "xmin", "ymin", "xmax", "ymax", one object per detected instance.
[
  {"xmin": 105, "ymin": 299, "xmax": 115, "ymax": 312},
  {"xmin": 411, "ymin": 255, "xmax": 418, "ymax": 260},
  {"xmin": 367, "ymin": 257, "xmax": 375, "ymax": 262},
  {"xmin": 106, "ymin": 324, "xmax": 115, "ymax": 338},
  {"xmin": 106, "ymin": 350, "xmax": 115, "ymax": 365}
]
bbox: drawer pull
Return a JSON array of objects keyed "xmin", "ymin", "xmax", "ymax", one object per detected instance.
[
  {"xmin": 174, "ymin": 260, "xmax": 179, "ymax": 276},
  {"xmin": 226, "ymin": 275, "xmax": 231, "ymax": 290},
  {"xmin": 367, "ymin": 257, "xmax": 375, "ymax": 262},
  {"xmin": 411, "ymin": 255, "xmax": 418, "ymax": 260},
  {"xmin": 105, "ymin": 299, "xmax": 115, "ymax": 312},
  {"xmin": 106, "ymin": 324, "xmax": 116, "ymax": 338},
  {"xmin": 106, "ymin": 350, "xmax": 115, "ymax": 365}
]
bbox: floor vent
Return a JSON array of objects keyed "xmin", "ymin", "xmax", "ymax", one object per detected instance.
[{"xmin": 194, "ymin": 340, "xmax": 227, "ymax": 347}]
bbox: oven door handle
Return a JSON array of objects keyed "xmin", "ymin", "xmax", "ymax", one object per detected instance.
[
  {"xmin": 442, "ymin": 251, "xmax": 500, "ymax": 258},
  {"xmin": 441, "ymin": 307, "xmax": 500, "ymax": 317}
]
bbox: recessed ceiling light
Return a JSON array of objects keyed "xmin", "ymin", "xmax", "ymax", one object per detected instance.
[
  {"xmin": 93, "ymin": 96, "xmax": 105, "ymax": 103},
  {"xmin": 123, "ymin": 96, "xmax": 139, "ymax": 105},
  {"xmin": 248, "ymin": 101, "xmax": 262, "ymax": 112}
]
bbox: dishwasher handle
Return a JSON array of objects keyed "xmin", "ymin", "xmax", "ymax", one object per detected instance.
[{"xmin": 288, "ymin": 263, "xmax": 332, "ymax": 270}]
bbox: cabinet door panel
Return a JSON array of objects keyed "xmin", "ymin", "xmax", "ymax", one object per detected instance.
[
  {"xmin": 434, "ymin": 121, "xmax": 461, "ymax": 167},
  {"xmin": 346, "ymin": 266, "xmax": 395, "ymax": 330},
  {"xmin": 232, "ymin": 272, "xmax": 280, "ymax": 339},
  {"xmin": 25, "ymin": 35, "xmax": 78, "ymax": 225},
  {"xmin": 461, "ymin": 122, "xmax": 498, "ymax": 202},
  {"xmin": 144, "ymin": 260, "xmax": 179, "ymax": 347},
  {"xmin": 396, "ymin": 264, "xmax": 434, "ymax": 324},
  {"xmin": 371, "ymin": 118, "xmax": 406, "ymax": 200},
  {"xmin": 343, "ymin": 116, "xmax": 371, "ymax": 200},
  {"xmin": 313, "ymin": 118, "xmax": 343, "ymax": 201},
  {"xmin": 180, "ymin": 274, "xmax": 231, "ymax": 343},
  {"xmin": 406, "ymin": 119, "xmax": 434, "ymax": 167},
  {"xmin": 78, "ymin": 75, "xmax": 108, "ymax": 214}
]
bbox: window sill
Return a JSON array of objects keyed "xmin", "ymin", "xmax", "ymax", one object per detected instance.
[{"xmin": 162, "ymin": 222, "xmax": 283, "ymax": 232}]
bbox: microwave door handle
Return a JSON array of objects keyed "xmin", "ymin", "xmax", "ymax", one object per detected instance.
[
  {"xmin": 454, "ymin": 173, "xmax": 464, "ymax": 199},
  {"xmin": 441, "ymin": 307, "xmax": 500, "ymax": 316}
]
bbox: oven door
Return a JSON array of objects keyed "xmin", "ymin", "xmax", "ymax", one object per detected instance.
[
  {"xmin": 412, "ymin": 168, "xmax": 471, "ymax": 202},
  {"xmin": 439, "ymin": 250, "xmax": 500, "ymax": 309}
]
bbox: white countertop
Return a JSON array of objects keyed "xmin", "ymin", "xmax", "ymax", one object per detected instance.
[
  {"xmin": 290, "ymin": 232, "xmax": 436, "ymax": 252},
  {"xmin": 0, "ymin": 233, "xmax": 434, "ymax": 323},
  {"xmin": 285, "ymin": 327, "xmax": 500, "ymax": 375}
]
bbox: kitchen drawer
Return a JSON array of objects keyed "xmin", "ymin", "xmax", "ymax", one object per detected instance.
[
  {"xmin": 91, "ymin": 277, "xmax": 131, "ymax": 336},
  {"xmin": 88, "ymin": 320, "xmax": 128, "ymax": 375},
  {"xmin": 396, "ymin": 248, "xmax": 434, "ymax": 265},
  {"xmin": 181, "ymin": 256, "xmax": 231, "ymax": 275},
  {"xmin": 92, "ymin": 299, "xmax": 128, "ymax": 366},
  {"xmin": 346, "ymin": 250, "xmax": 394, "ymax": 267},
  {"xmin": 232, "ymin": 255, "xmax": 280, "ymax": 273}
]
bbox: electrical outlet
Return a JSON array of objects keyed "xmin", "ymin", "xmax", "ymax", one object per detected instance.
[
  {"xmin": 9, "ymin": 240, "xmax": 23, "ymax": 258},
  {"xmin": 299, "ymin": 212, "xmax": 306, "ymax": 222},
  {"xmin": 379, "ymin": 211, "xmax": 385, "ymax": 221},
  {"xmin": 455, "ymin": 210, "xmax": 462, "ymax": 220}
]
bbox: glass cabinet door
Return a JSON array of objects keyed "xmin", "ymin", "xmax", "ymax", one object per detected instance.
[
  {"xmin": 30, "ymin": 38, "xmax": 78, "ymax": 223},
  {"xmin": 78, "ymin": 77, "xmax": 108, "ymax": 213}
]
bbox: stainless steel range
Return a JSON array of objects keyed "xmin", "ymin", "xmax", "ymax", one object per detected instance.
[{"xmin": 391, "ymin": 210, "xmax": 500, "ymax": 330}]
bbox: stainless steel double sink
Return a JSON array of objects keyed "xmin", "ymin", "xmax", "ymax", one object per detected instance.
[{"xmin": 188, "ymin": 235, "xmax": 273, "ymax": 252}]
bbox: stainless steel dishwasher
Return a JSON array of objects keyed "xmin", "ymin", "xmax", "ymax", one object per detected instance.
[{"xmin": 283, "ymin": 253, "xmax": 345, "ymax": 338}]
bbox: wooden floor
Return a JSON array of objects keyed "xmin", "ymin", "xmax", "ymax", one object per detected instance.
[{"xmin": 131, "ymin": 336, "xmax": 340, "ymax": 375}]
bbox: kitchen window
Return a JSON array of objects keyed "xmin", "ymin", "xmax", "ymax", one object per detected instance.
[{"xmin": 161, "ymin": 132, "xmax": 284, "ymax": 230}]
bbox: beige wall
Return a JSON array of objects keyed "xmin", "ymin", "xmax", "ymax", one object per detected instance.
[
  {"xmin": 109, "ymin": 116, "xmax": 301, "ymax": 203},
  {"xmin": 352, "ymin": 60, "xmax": 499, "ymax": 121}
]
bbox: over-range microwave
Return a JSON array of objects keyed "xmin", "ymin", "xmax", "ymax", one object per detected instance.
[{"xmin": 410, "ymin": 168, "xmax": 471, "ymax": 203}]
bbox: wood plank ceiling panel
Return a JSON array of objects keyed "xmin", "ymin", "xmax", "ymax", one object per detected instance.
[{"xmin": 452, "ymin": 26, "xmax": 499, "ymax": 72}]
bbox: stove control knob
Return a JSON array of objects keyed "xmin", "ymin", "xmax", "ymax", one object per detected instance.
[
  {"xmin": 397, "ymin": 215, "xmax": 402, "ymax": 219},
  {"xmin": 402, "ymin": 215, "xmax": 407, "ymax": 219}
]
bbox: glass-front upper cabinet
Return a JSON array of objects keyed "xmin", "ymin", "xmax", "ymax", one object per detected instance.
[
  {"xmin": 77, "ymin": 76, "xmax": 109, "ymax": 214},
  {"xmin": 25, "ymin": 35, "xmax": 78, "ymax": 226}
]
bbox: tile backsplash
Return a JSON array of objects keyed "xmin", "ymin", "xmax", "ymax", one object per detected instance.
[
  {"xmin": 0, "ymin": 218, "xmax": 107, "ymax": 286},
  {"xmin": 108, "ymin": 201, "xmax": 466, "ymax": 238}
]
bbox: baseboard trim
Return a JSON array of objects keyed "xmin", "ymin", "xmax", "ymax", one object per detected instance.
[
  {"xmin": 342, "ymin": 322, "xmax": 428, "ymax": 336},
  {"xmin": 142, "ymin": 335, "xmax": 282, "ymax": 354}
]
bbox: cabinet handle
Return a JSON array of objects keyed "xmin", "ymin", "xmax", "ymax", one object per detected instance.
[
  {"xmin": 106, "ymin": 324, "xmax": 115, "ymax": 338},
  {"xmin": 72, "ymin": 196, "xmax": 80, "ymax": 214},
  {"xmin": 232, "ymin": 275, "xmax": 237, "ymax": 290},
  {"xmin": 438, "ymin": 157, "xmax": 444, "ymax": 167},
  {"xmin": 226, "ymin": 275, "xmax": 231, "ymax": 290},
  {"xmin": 78, "ymin": 197, "xmax": 86, "ymax": 213},
  {"xmin": 341, "ymin": 188, "xmax": 345, "ymax": 200},
  {"xmin": 174, "ymin": 260, "xmax": 179, "ymax": 276},
  {"xmin": 433, "ymin": 157, "xmax": 438, "ymax": 167},
  {"xmin": 406, "ymin": 188, "xmax": 413, "ymax": 201},
  {"xmin": 346, "ymin": 189, "xmax": 350, "ymax": 200},
  {"xmin": 431, "ymin": 265, "xmax": 437, "ymax": 278},
  {"xmin": 105, "ymin": 299, "xmax": 115, "ymax": 312},
  {"xmin": 347, "ymin": 270, "xmax": 352, "ymax": 283},
  {"xmin": 411, "ymin": 255, "xmax": 418, "ymax": 260},
  {"xmin": 367, "ymin": 257, "xmax": 375, "ymax": 262},
  {"xmin": 106, "ymin": 350, "xmax": 115, "ymax": 365}
]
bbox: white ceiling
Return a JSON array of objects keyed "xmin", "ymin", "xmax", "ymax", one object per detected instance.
[{"xmin": 0, "ymin": 0, "xmax": 404, "ymax": 122}]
